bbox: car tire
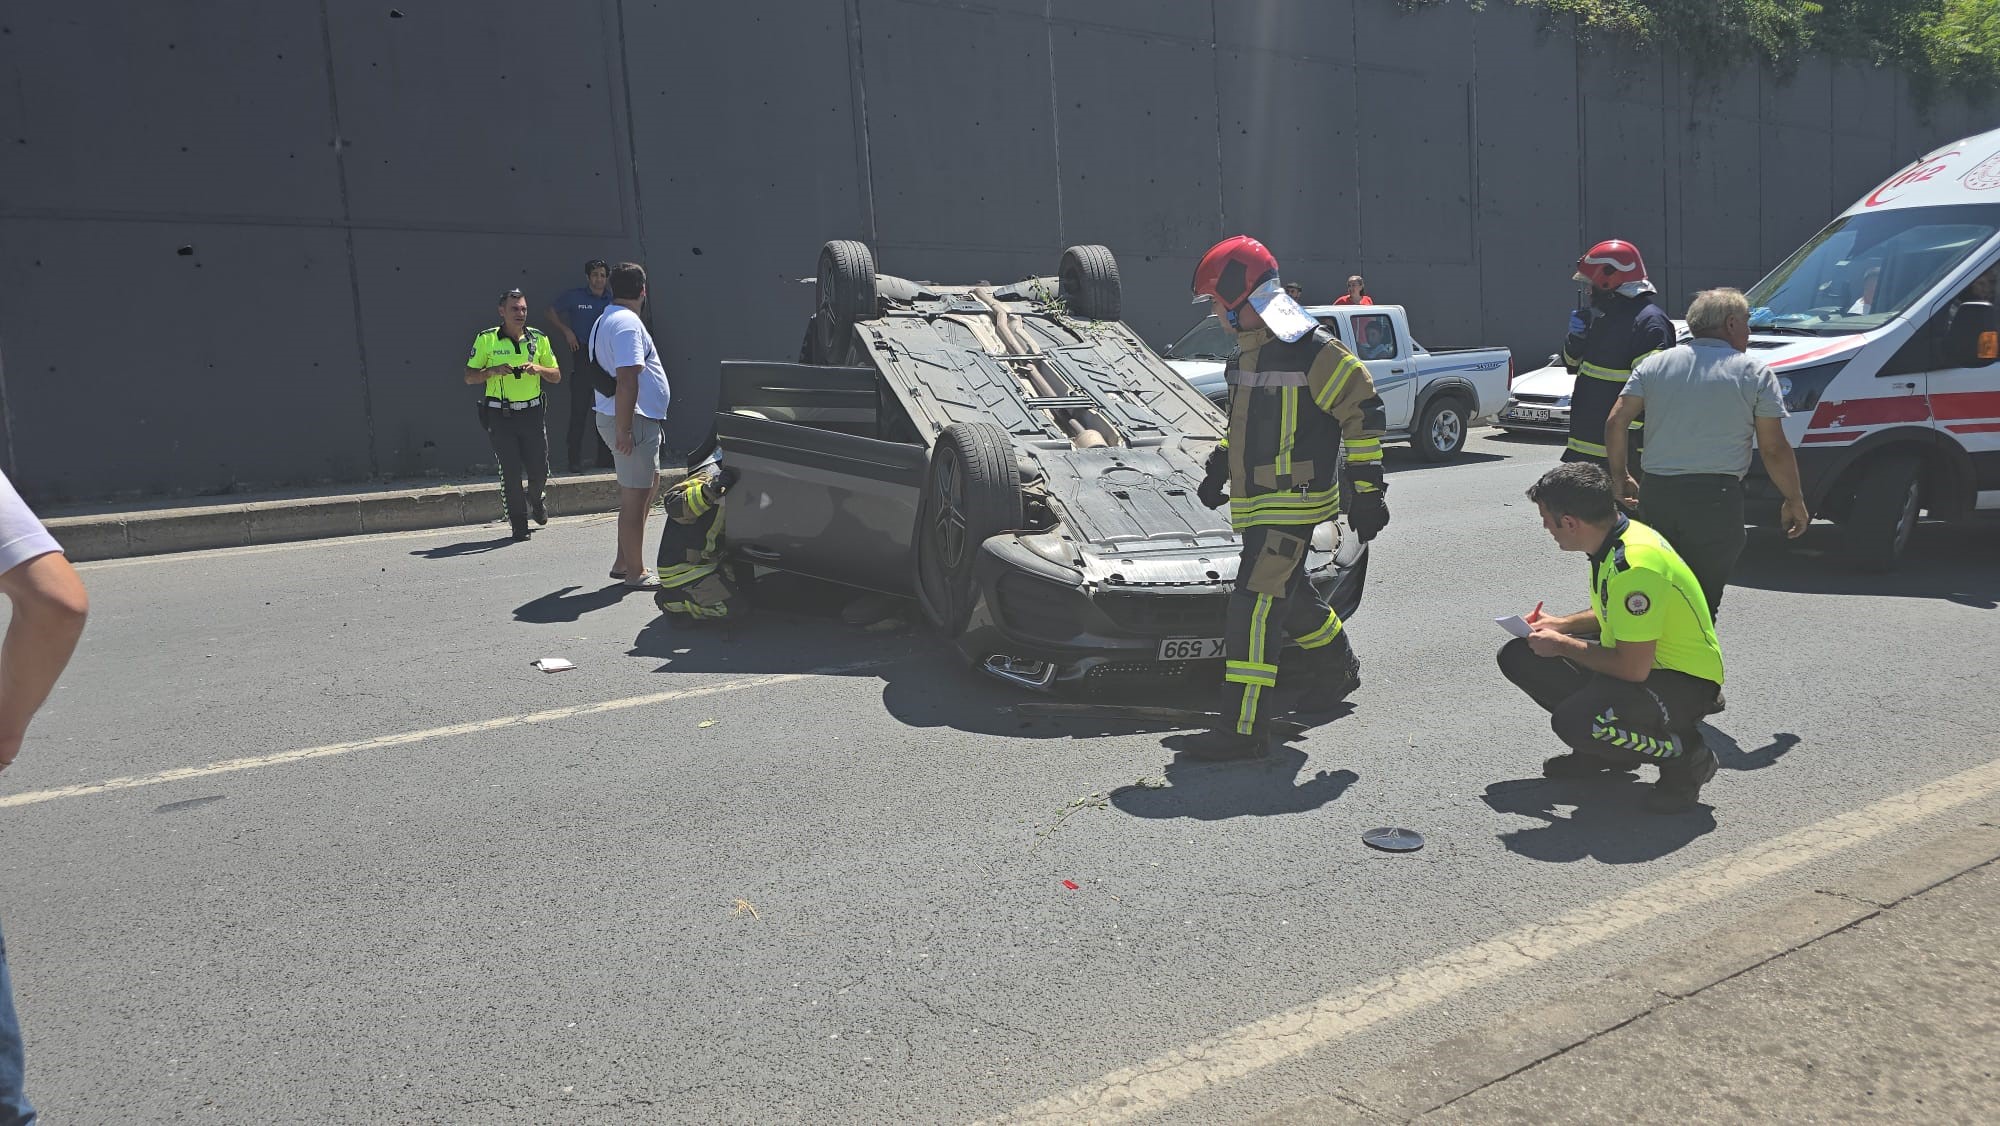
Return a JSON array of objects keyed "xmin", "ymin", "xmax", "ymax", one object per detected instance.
[
  {"xmin": 813, "ymin": 240, "xmax": 877, "ymax": 365},
  {"xmin": 1413, "ymin": 395, "xmax": 1468, "ymax": 462},
  {"xmin": 913, "ymin": 422, "xmax": 1024, "ymax": 636},
  {"xmin": 1844, "ymin": 451, "xmax": 1922, "ymax": 572},
  {"xmin": 1059, "ymin": 244, "xmax": 1121, "ymax": 321}
]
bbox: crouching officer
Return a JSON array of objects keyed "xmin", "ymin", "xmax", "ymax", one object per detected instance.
[
  {"xmin": 654, "ymin": 436, "xmax": 743, "ymax": 625},
  {"xmin": 1498, "ymin": 462, "xmax": 1722, "ymax": 813},
  {"xmin": 465, "ymin": 288, "xmax": 561, "ymax": 540},
  {"xmin": 1188, "ymin": 235, "xmax": 1390, "ymax": 761}
]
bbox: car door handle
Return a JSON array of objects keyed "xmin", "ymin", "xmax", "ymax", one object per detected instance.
[
  {"xmin": 1893, "ymin": 381, "xmax": 1918, "ymax": 390},
  {"xmin": 1388, "ymin": 367, "xmax": 1409, "ymax": 374},
  {"xmin": 739, "ymin": 545, "xmax": 781, "ymax": 561}
]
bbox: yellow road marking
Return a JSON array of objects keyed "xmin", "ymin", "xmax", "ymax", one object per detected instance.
[
  {"xmin": 1, "ymin": 659, "xmax": 894, "ymax": 809},
  {"xmin": 996, "ymin": 753, "xmax": 2000, "ymax": 1124}
]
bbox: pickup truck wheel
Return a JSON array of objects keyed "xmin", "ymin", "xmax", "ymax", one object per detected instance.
[
  {"xmin": 814, "ymin": 240, "xmax": 877, "ymax": 364},
  {"xmin": 1413, "ymin": 395, "xmax": 1468, "ymax": 462},
  {"xmin": 914, "ymin": 422, "xmax": 1024, "ymax": 636},
  {"xmin": 1059, "ymin": 245, "xmax": 1122, "ymax": 321},
  {"xmin": 1844, "ymin": 452, "xmax": 1922, "ymax": 572}
]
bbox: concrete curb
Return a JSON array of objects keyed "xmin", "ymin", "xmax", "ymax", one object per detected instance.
[
  {"xmin": 45, "ymin": 471, "xmax": 686, "ymax": 563},
  {"xmin": 1254, "ymin": 820, "xmax": 2000, "ymax": 1125}
]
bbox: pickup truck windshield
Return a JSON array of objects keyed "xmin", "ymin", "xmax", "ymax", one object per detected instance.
[
  {"xmin": 1747, "ymin": 204, "xmax": 2000, "ymax": 336},
  {"xmin": 1165, "ymin": 314, "xmax": 1236, "ymax": 361}
]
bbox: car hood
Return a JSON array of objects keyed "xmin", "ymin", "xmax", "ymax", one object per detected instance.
[{"xmin": 1510, "ymin": 363, "xmax": 1574, "ymax": 397}]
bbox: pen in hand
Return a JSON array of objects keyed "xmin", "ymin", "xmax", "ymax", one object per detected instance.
[{"xmin": 1527, "ymin": 600, "xmax": 1544, "ymax": 626}]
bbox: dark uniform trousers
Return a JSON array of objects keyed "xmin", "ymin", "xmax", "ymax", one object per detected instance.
[
  {"xmin": 1497, "ymin": 637, "xmax": 1719, "ymax": 767},
  {"xmin": 568, "ymin": 348, "xmax": 612, "ymax": 471},
  {"xmin": 1219, "ymin": 523, "xmax": 1347, "ymax": 735},
  {"xmin": 486, "ymin": 402, "xmax": 549, "ymax": 531},
  {"xmin": 1637, "ymin": 473, "xmax": 1744, "ymax": 618}
]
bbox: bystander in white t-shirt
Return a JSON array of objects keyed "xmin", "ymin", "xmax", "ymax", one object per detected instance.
[{"xmin": 590, "ymin": 306, "xmax": 672, "ymax": 422}]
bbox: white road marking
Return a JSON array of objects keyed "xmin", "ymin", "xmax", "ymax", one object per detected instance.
[
  {"xmin": 72, "ymin": 514, "xmax": 616, "ymax": 571},
  {"xmin": 0, "ymin": 658, "xmax": 896, "ymax": 809},
  {"xmin": 996, "ymin": 753, "xmax": 2000, "ymax": 1124}
]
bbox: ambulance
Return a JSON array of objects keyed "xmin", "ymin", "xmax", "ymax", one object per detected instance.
[{"xmin": 1744, "ymin": 125, "xmax": 2000, "ymax": 569}]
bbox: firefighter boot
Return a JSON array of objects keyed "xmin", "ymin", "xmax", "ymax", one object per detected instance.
[
  {"xmin": 1288, "ymin": 631, "xmax": 1361, "ymax": 716},
  {"xmin": 1182, "ymin": 726, "xmax": 1271, "ymax": 762}
]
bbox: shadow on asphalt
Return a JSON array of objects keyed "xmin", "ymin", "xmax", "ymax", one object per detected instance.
[
  {"xmin": 1111, "ymin": 741, "xmax": 1359, "ymax": 821},
  {"xmin": 411, "ymin": 535, "xmax": 519, "ymax": 559},
  {"xmin": 515, "ymin": 582, "xmax": 648, "ymax": 623},
  {"xmin": 1730, "ymin": 518, "xmax": 2000, "ymax": 609},
  {"xmin": 1708, "ymin": 728, "xmax": 1801, "ymax": 772},
  {"xmin": 1382, "ymin": 446, "xmax": 1511, "ymax": 474},
  {"xmin": 1480, "ymin": 776, "xmax": 1719, "ymax": 864}
]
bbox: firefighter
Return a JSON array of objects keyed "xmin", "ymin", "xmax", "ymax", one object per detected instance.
[
  {"xmin": 1563, "ymin": 240, "xmax": 1674, "ymax": 467},
  {"xmin": 1187, "ymin": 236, "xmax": 1391, "ymax": 761},
  {"xmin": 653, "ymin": 435, "xmax": 742, "ymax": 626}
]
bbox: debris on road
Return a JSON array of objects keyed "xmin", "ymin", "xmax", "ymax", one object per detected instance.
[
  {"xmin": 532, "ymin": 657, "xmax": 576, "ymax": 673},
  {"xmin": 698, "ymin": 719, "xmax": 717, "ymax": 729},
  {"xmin": 1061, "ymin": 880, "xmax": 1079, "ymax": 890},
  {"xmin": 731, "ymin": 899, "xmax": 760, "ymax": 919},
  {"xmin": 1362, "ymin": 827, "xmax": 1426, "ymax": 853}
]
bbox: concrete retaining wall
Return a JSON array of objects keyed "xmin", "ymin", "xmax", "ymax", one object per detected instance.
[{"xmin": 2, "ymin": 0, "xmax": 1993, "ymax": 503}]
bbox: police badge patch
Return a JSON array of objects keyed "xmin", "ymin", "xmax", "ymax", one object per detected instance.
[{"xmin": 1625, "ymin": 591, "xmax": 1651, "ymax": 616}]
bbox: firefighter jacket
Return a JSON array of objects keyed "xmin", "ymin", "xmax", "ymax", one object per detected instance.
[
  {"xmin": 1562, "ymin": 292, "xmax": 1674, "ymax": 460},
  {"xmin": 657, "ymin": 465, "xmax": 727, "ymax": 589},
  {"xmin": 1220, "ymin": 326, "xmax": 1386, "ymax": 530}
]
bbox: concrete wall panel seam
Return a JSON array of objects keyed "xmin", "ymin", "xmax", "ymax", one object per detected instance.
[{"xmin": 315, "ymin": 0, "xmax": 379, "ymax": 480}]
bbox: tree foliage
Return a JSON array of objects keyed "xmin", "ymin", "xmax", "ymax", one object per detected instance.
[{"xmin": 1411, "ymin": 0, "xmax": 1998, "ymax": 98}]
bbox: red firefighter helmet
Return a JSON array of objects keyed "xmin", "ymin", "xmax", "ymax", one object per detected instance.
[
  {"xmin": 1192, "ymin": 236, "xmax": 1280, "ymax": 310},
  {"xmin": 1573, "ymin": 240, "xmax": 1649, "ymax": 292}
]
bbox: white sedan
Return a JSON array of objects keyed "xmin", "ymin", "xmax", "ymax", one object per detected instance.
[{"xmin": 1495, "ymin": 353, "xmax": 1572, "ymax": 436}]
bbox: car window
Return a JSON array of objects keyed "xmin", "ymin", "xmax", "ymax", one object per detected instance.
[
  {"xmin": 1315, "ymin": 316, "xmax": 1348, "ymax": 349},
  {"xmin": 1351, "ymin": 313, "xmax": 1400, "ymax": 361},
  {"xmin": 1747, "ymin": 203, "xmax": 2000, "ymax": 335},
  {"xmin": 1165, "ymin": 314, "xmax": 1236, "ymax": 360}
]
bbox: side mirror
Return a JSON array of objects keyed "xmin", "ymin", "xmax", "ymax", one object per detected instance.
[{"xmin": 1944, "ymin": 300, "xmax": 1998, "ymax": 368}]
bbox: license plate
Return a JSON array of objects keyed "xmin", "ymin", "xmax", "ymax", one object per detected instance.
[
  {"xmin": 1158, "ymin": 637, "xmax": 1225, "ymax": 661},
  {"xmin": 1507, "ymin": 406, "xmax": 1550, "ymax": 422}
]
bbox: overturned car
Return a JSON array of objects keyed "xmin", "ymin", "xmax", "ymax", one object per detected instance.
[{"xmin": 715, "ymin": 241, "xmax": 1368, "ymax": 692}]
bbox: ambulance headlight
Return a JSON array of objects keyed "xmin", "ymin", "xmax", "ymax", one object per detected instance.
[{"xmin": 1775, "ymin": 360, "xmax": 1845, "ymax": 412}]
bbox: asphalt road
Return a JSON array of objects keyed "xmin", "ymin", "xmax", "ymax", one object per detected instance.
[{"xmin": 6, "ymin": 428, "xmax": 1999, "ymax": 1124}]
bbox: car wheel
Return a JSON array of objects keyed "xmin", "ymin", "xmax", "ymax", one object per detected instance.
[
  {"xmin": 1413, "ymin": 395, "xmax": 1468, "ymax": 462},
  {"xmin": 913, "ymin": 422, "xmax": 1024, "ymax": 636},
  {"xmin": 813, "ymin": 240, "xmax": 877, "ymax": 365},
  {"xmin": 1058, "ymin": 244, "xmax": 1121, "ymax": 321},
  {"xmin": 1844, "ymin": 451, "xmax": 1922, "ymax": 572}
]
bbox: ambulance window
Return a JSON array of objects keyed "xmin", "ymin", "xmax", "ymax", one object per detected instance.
[{"xmin": 1747, "ymin": 204, "xmax": 2000, "ymax": 335}]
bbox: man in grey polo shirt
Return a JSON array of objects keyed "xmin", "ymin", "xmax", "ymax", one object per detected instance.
[{"xmin": 1605, "ymin": 288, "xmax": 1810, "ymax": 618}]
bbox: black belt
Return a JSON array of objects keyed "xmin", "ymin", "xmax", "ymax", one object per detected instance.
[{"xmin": 485, "ymin": 397, "xmax": 543, "ymax": 411}]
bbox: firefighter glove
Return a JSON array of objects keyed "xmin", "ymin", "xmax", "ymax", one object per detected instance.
[
  {"xmin": 1198, "ymin": 445, "xmax": 1229, "ymax": 509},
  {"xmin": 1349, "ymin": 490, "xmax": 1390, "ymax": 543},
  {"xmin": 713, "ymin": 465, "xmax": 741, "ymax": 495}
]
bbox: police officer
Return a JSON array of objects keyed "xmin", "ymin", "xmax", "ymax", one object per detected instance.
[
  {"xmin": 465, "ymin": 288, "xmax": 561, "ymax": 541},
  {"xmin": 654, "ymin": 433, "xmax": 742, "ymax": 625},
  {"xmin": 1563, "ymin": 240, "xmax": 1674, "ymax": 467},
  {"xmin": 1187, "ymin": 236, "xmax": 1390, "ymax": 761},
  {"xmin": 1498, "ymin": 462, "xmax": 1723, "ymax": 814}
]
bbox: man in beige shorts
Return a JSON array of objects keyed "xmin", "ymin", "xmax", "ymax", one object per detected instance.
[{"xmin": 589, "ymin": 262, "xmax": 670, "ymax": 587}]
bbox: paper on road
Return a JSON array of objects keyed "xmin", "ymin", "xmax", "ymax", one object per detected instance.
[{"xmin": 1495, "ymin": 615, "xmax": 1533, "ymax": 639}]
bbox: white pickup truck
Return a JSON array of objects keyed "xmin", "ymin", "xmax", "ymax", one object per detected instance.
[{"xmin": 1161, "ymin": 304, "xmax": 1512, "ymax": 460}]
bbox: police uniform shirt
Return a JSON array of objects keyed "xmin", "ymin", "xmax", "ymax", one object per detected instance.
[
  {"xmin": 1588, "ymin": 516, "xmax": 1725, "ymax": 685},
  {"xmin": 468, "ymin": 327, "xmax": 557, "ymax": 402}
]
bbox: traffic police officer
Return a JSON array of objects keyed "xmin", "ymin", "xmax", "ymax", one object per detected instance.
[
  {"xmin": 465, "ymin": 288, "xmax": 561, "ymax": 540},
  {"xmin": 654, "ymin": 434, "xmax": 742, "ymax": 625},
  {"xmin": 1499, "ymin": 462, "xmax": 1723, "ymax": 814},
  {"xmin": 1188, "ymin": 236, "xmax": 1391, "ymax": 761},
  {"xmin": 1563, "ymin": 240, "xmax": 1674, "ymax": 467}
]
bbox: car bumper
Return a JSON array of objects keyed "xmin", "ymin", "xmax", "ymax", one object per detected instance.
[
  {"xmin": 955, "ymin": 535, "xmax": 1370, "ymax": 694},
  {"xmin": 1496, "ymin": 403, "xmax": 1570, "ymax": 432}
]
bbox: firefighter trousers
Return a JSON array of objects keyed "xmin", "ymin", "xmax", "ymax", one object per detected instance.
[{"xmin": 1220, "ymin": 523, "xmax": 1347, "ymax": 735}]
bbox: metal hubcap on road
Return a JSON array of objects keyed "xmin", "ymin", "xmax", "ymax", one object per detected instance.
[
  {"xmin": 1432, "ymin": 409, "xmax": 1463, "ymax": 451},
  {"xmin": 933, "ymin": 455, "xmax": 968, "ymax": 569}
]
